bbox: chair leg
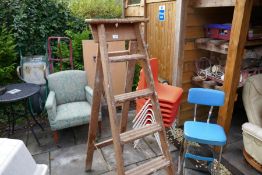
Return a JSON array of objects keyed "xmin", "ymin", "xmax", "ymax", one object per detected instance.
[
  {"xmin": 72, "ymin": 128, "xmax": 77, "ymax": 145},
  {"xmin": 178, "ymin": 139, "xmax": 188, "ymax": 175},
  {"xmin": 217, "ymin": 146, "xmax": 223, "ymax": 175},
  {"xmin": 53, "ymin": 131, "xmax": 60, "ymax": 146}
]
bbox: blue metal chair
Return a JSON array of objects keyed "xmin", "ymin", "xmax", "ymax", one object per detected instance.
[{"xmin": 179, "ymin": 88, "xmax": 227, "ymax": 174}]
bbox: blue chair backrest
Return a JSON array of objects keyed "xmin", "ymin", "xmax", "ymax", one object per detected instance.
[{"xmin": 188, "ymin": 88, "xmax": 225, "ymax": 106}]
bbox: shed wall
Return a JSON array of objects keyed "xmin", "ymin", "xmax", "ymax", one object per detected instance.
[
  {"xmin": 146, "ymin": 1, "xmax": 176, "ymax": 83},
  {"xmin": 179, "ymin": 6, "xmax": 234, "ymax": 124}
]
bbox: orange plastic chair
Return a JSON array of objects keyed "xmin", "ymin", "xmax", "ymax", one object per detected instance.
[{"xmin": 136, "ymin": 58, "xmax": 183, "ymax": 127}]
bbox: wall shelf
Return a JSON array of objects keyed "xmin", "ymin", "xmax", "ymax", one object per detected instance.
[
  {"xmin": 196, "ymin": 38, "xmax": 262, "ymax": 54},
  {"xmin": 245, "ymin": 40, "xmax": 262, "ymax": 47},
  {"xmin": 192, "ymin": 0, "xmax": 262, "ymax": 8},
  {"xmin": 195, "ymin": 38, "xmax": 228, "ymax": 54}
]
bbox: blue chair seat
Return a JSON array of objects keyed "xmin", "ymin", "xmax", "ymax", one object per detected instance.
[{"xmin": 184, "ymin": 121, "xmax": 226, "ymax": 146}]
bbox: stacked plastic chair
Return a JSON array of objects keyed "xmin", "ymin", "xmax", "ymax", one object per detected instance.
[
  {"xmin": 136, "ymin": 58, "xmax": 183, "ymax": 127},
  {"xmin": 133, "ymin": 99, "xmax": 161, "ymax": 150}
]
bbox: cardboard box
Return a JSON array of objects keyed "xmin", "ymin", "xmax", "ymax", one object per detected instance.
[{"xmin": 82, "ymin": 40, "xmax": 127, "ymax": 95}]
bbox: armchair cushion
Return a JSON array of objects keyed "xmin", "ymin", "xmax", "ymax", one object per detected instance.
[
  {"xmin": 85, "ymin": 86, "xmax": 93, "ymax": 105},
  {"xmin": 47, "ymin": 70, "xmax": 87, "ymax": 105},
  {"xmin": 45, "ymin": 70, "xmax": 101, "ymax": 131},
  {"xmin": 50, "ymin": 101, "xmax": 96, "ymax": 130},
  {"xmin": 45, "ymin": 91, "xmax": 56, "ymax": 121},
  {"xmin": 242, "ymin": 74, "xmax": 262, "ymax": 127},
  {"xmin": 242, "ymin": 122, "xmax": 262, "ymax": 164}
]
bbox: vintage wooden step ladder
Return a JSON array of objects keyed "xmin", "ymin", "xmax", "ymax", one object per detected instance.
[{"xmin": 85, "ymin": 18, "xmax": 175, "ymax": 175}]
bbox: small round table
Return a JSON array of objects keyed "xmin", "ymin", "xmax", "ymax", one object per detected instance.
[{"xmin": 0, "ymin": 83, "xmax": 44, "ymax": 145}]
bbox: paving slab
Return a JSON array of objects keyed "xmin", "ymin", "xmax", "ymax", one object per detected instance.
[
  {"xmin": 50, "ymin": 144, "xmax": 108, "ymax": 175},
  {"xmin": 222, "ymin": 140, "xmax": 261, "ymax": 175},
  {"xmin": 33, "ymin": 152, "xmax": 50, "ymax": 166},
  {"xmin": 227, "ymin": 124, "xmax": 243, "ymax": 144},
  {"xmin": 184, "ymin": 169, "xmax": 208, "ymax": 175},
  {"xmin": 136, "ymin": 159, "xmax": 168, "ymax": 175},
  {"xmin": 101, "ymin": 164, "xmax": 137, "ymax": 175},
  {"xmin": 10, "ymin": 126, "xmax": 56, "ymax": 155},
  {"xmin": 33, "ymin": 152, "xmax": 50, "ymax": 175},
  {"xmin": 5, "ymin": 109, "xmax": 253, "ymax": 175},
  {"xmin": 144, "ymin": 135, "xmax": 177, "ymax": 156},
  {"xmin": 101, "ymin": 140, "xmax": 156, "ymax": 169},
  {"xmin": 72, "ymin": 125, "xmax": 88, "ymax": 144},
  {"xmin": 100, "ymin": 171, "xmax": 116, "ymax": 175}
]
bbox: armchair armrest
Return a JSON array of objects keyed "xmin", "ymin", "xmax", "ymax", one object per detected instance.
[
  {"xmin": 85, "ymin": 86, "xmax": 93, "ymax": 105},
  {"xmin": 16, "ymin": 66, "xmax": 25, "ymax": 82},
  {"xmin": 45, "ymin": 91, "xmax": 57, "ymax": 121},
  {"xmin": 242, "ymin": 122, "xmax": 262, "ymax": 141}
]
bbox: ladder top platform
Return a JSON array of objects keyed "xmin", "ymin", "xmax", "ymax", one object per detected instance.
[{"xmin": 85, "ymin": 18, "xmax": 149, "ymax": 24}]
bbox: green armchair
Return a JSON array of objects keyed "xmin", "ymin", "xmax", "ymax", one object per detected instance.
[{"xmin": 45, "ymin": 70, "xmax": 101, "ymax": 144}]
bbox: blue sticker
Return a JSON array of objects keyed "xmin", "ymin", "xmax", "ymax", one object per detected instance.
[
  {"xmin": 159, "ymin": 14, "xmax": 165, "ymax": 21},
  {"xmin": 159, "ymin": 5, "xmax": 165, "ymax": 21}
]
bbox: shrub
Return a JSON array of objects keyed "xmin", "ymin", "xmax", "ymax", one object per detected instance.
[
  {"xmin": 0, "ymin": 25, "xmax": 17, "ymax": 84},
  {"xmin": 0, "ymin": 0, "xmax": 86, "ymax": 56},
  {"xmin": 65, "ymin": 29, "xmax": 91, "ymax": 69},
  {"xmin": 68, "ymin": 0, "xmax": 122, "ymax": 19},
  {"xmin": 51, "ymin": 29, "xmax": 91, "ymax": 71},
  {"xmin": 133, "ymin": 64, "xmax": 142, "ymax": 91}
]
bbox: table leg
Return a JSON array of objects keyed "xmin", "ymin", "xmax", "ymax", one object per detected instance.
[
  {"xmin": 24, "ymin": 113, "xmax": 41, "ymax": 146},
  {"xmin": 10, "ymin": 104, "xmax": 15, "ymax": 134},
  {"xmin": 28, "ymin": 98, "xmax": 44, "ymax": 131},
  {"xmin": 23, "ymin": 99, "xmax": 41, "ymax": 146},
  {"xmin": 3, "ymin": 107, "xmax": 11, "ymax": 137}
]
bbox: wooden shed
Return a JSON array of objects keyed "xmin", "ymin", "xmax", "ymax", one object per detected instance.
[{"xmin": 124, "ymin": 0, "xmax": 262, "ymax": 134}]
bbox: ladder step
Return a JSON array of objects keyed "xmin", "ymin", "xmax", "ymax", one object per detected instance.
[
  {"xmin": 125, "ymin": 156, "xmax": 170, "ymax": 175},
  {"xmin": 109, "ymin": 54, "xmax": 146, "ymax": 62},
  {"xmin": 115, "ymin": 89, "xmax": 153, "ymax": 104},
  {"xmin": 120, "ymin": 123, "xmax": 162, "ymax": 144}
]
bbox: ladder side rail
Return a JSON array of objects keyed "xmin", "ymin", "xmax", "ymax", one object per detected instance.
[
  {"xmin": 134, "ymin": 23, "xmax": 176, "ymax": 174},
  {"xmin": 97, "ymin": 24, "xmax": 125, "ymax": 175},
  {"xmin": 85, "ymin": 47, "xmax": 104, "ymax": 171}
]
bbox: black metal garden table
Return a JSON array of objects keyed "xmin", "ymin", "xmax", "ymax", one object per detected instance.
[{"xmin": 0, "ymin": 83, "xmax": 44, "ymax": 145}]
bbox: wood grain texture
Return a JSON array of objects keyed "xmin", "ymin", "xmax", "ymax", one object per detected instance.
[
  {"xmin": 134, "ymin": 22, "xmax": 175, "ymax": 174},
  {"xmin": 109, "ymin": 54, "xmax": 145, "ymax": 62},
  {"xmin": 178, "ymin": 5, "xmax": 234, "ymax": 125},
  {"xmin": 85, "ymin": 47, "xmax": 103, "ymax": 171},
  {"xmin": 243, "ymin": 149, "xmax": 262, "ymax": 173},
  {"xmin": 125, "ymin": 156, "xmax": 170, "ymax": 175},
  {"xmin": 217, "ymin": 0, "xmax": 254, "ymax": 134},
  {"xmin": 125, "ymin": 5, "xmax": 145, "ymax": 17},
  {"xmin": 173, "ymin": 0, "xmax": 189, "ymax": 86},
  {"xmin": 146, "ymin": 0, "xmax": 174, "ymax": 3},
  {"xmin": 87, "ymin": 20, "xmax": 175, "ymax": 174},
  {"xmin": 98, "ymin": 24, "xmax": 125, "ymax": 174},
  {"xmin": 146, "ymin": 1, "xmax": 176, "ymax": 84},
  {"xmin": 192, "ymin": 0, "xmax": 261, "ymax": 8},
  {"xmin": 193, "ymin": 0, "xmax": 236, "ymax": 7},
  {"xmin": 85, "ymin": 18, "xmax": 148, "ymax": 24},
  {"xmin": 120, "ymin": 41, "xmax": 137, "ymax": 134},
  {"xmin": 91, "ymin": 23, "xmax": 137, "ymax": 42}
]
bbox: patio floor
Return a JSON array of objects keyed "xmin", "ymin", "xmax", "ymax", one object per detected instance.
[{"xmin": 4, "ymin": 109, "xmax": 261, "ymax": 175}]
